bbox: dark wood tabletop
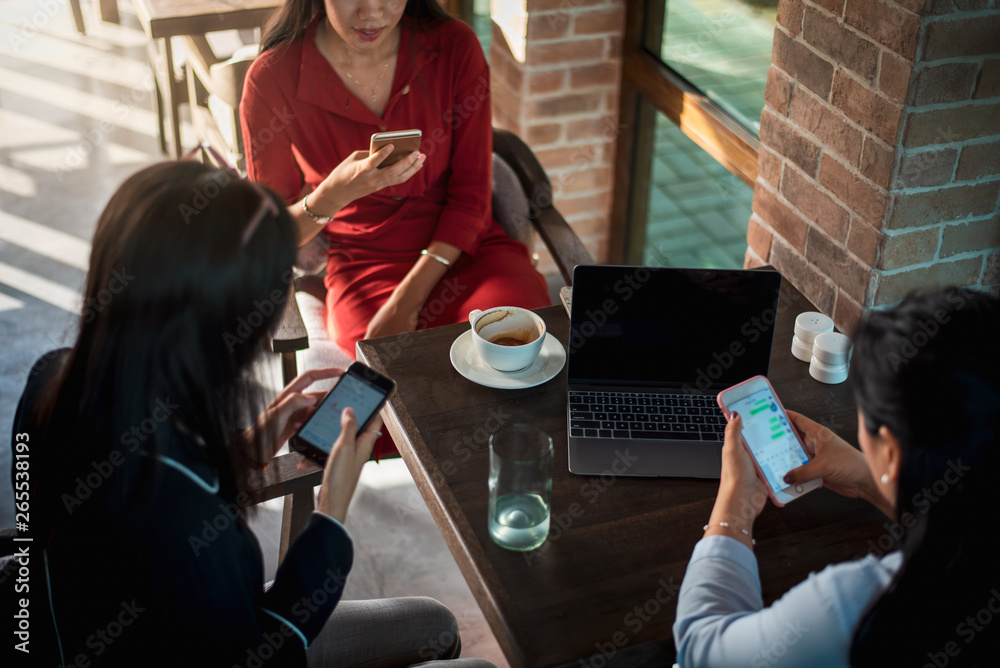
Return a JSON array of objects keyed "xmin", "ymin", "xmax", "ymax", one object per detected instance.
[{"xmin": 356, "ymin": 278, "xmax": 885, "ymax": 668}]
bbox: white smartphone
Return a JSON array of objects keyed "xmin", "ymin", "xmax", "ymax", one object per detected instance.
[
  {"xmin": 716, "ymin": 375, "xmax": 822, "ymax": 506},
  {"xmin": 369, "ymin": 129, "xmax": 421, "ymax": 169}
]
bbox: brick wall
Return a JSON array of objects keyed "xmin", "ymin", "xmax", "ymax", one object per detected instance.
[
  {"xmin": 490, "ymin": 0, "xmax": 625, "ymax": 268},
  {"xmin": 748, "ymin": 0, "xmax": 1000, "ymax": 334}
]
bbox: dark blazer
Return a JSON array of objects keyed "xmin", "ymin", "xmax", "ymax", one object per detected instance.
[{"xmin": 3, "ymin": 350, "xmax": 352, "ymax": 666}]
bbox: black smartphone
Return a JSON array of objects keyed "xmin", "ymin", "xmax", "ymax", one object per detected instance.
[{"xmin": 291, "ymin": 362, "xmax": 397, "ymax": 464}]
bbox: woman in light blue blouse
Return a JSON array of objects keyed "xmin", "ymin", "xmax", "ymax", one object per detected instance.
[{"xmin": 674, "ymin": 287, "xmax": 999, "ymax": 668}]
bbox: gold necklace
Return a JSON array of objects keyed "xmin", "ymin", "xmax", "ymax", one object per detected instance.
[{"xmin": 344, "ymin": 60, "xmax": 390, "ymax": 103}]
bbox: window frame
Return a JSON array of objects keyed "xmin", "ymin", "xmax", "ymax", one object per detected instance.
[{"xmin": 610, "ymin": 0, "xmax": 761, "ymax": 264}]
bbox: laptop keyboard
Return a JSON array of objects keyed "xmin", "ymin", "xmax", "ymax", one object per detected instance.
[{"xmin": 569, "ymin": 391, "xmax": 726, "ymax": 442}]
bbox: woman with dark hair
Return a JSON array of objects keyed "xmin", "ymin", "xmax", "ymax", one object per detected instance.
[
  {"xmin": 240, "ymin": 1, "xmax": 551, "ymax": 457},
  {"xmin": 5, "ymin": 161, "xmax": 495, "ymax": 667},
  {"xmin": 673, "ymin": 287, "xmax": 1000, "ymax": 667}
]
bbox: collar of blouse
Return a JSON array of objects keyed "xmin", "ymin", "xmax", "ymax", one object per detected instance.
[{"xmin": 297, "ymin": 16, "xmax": 439, "ymax": 125}]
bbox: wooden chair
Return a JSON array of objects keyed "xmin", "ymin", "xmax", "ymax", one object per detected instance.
[
  {"xmin": 68, "ymin": 0, "xmax": 120, "ymax": 36},
  {"xmin": 261, "ymin": 128, "xmax": 595, "ymax": 559},
  {"xmin": 182, "ymin": 33, "xmax": 258, "ymax": 173}
]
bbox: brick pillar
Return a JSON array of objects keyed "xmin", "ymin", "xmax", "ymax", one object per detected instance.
[
  {"xmin": 748, "ymin": 0, "xmax": 1000, "ymax": 333},
  {"xmin": 490, "ymin": 0, "xmax": 625, "ymax": 267}
]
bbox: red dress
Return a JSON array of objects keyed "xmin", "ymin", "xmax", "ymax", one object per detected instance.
[{"xmin": 241, "ymin": 16, "xmax": 551, "ymax": 356}]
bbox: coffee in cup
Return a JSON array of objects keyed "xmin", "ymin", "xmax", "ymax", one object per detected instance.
[
  {"xmin": 490, "ymin": 334, "xmax": 533, "ymax": 346},
  {"xmin": 468, "ymin": 307, "xmax": 546, "ymax": 372}
]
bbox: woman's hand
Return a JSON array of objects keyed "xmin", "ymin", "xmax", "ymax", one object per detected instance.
[
  {"xmin": 783, "ymin": 411, "xmax": 889, "ymax": 516},
  {"xmin": 364, "ymin": 292, "xmax": 420, "ymax": 340},
  {"xmin": 718, "ymin": 413, "xmax": 769, "ymax": 518},
  {"xmin": 704, "ymin": 413, "xmax": 769, "ymax": 549},
  {"xmin": 361, "ymin": 240, "xmax": 460, "ymax": 340},
  {"xmin": 248, "ymin": 368, "xmax": 345, "ymax": 464},
  {"xmin": 317, "ymin": 145, "xmax": 426, "ymax": 210},
  {"xmin": 314, "ymin": 408, "xmax": 382, "ymax": 522}
]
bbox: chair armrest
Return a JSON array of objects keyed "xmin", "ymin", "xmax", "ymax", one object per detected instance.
[
  {"xmin": 245, "ymin": 452, "xmax": 323, "ymax": 505},
  {"xmin": 293, "ymin": 273, "xmax": 327, "ymax": 300},
  {"xmin": 183, "ymin": 36, "xmax": 221, "ymax": 94},
  {"xmin": 492, "ymin": 128, "xmax": 594, "ymax": 285},
  {"xmin": 270, "ymin": 285, "xmax": 309, "ymax": 354},
  {"xmin": 182, "ymin": 35, "xmax": 254, "ymax": 109}
]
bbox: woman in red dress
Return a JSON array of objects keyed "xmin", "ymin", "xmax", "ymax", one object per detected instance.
[{"xmin": 241, "ymin": 0, "xmax": 551, "ymax": 357}]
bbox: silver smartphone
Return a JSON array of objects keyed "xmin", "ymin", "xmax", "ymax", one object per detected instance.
[{"xmin": 370, "ymin": 129, "xmax": 421, "ymax": 169}]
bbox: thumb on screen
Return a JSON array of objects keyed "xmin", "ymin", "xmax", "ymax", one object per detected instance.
[
  {"xmin": 341, "ymin": 407, "xmax": 357, "ymax": 435},
  {"xmin": 784, "ymin": 461, "xmax": 818, "ymax": 485}
]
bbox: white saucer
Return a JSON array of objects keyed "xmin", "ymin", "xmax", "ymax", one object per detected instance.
[{"xmin": 449, "ymin": 330, "xmax": 566, "ymax": 389}]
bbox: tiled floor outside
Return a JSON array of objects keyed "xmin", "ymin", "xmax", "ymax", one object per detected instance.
[
  {"xmin": 661, "ymin": 0, "xmax": 777, "ymax": 134},
  {"xmin": 644, "ymin": 118, "xmax": 755, "ymax": 269}
]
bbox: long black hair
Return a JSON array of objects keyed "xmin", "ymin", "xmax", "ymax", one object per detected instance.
[
  {"xmin": 32, "ymin": 161, "xmax": 296, "ymax": 529},
  {"xmin": 259, "ymin": 0, "xmax": 450, "ymax": 54},
  {"xmin": 850, "ymin": 287, "xmax": 1000, "ymax": 667}
]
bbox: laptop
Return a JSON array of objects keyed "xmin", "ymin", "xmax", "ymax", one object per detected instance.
[{"xmin": 566, "ymin": 265, "xmax": 782, "ymax": 478}]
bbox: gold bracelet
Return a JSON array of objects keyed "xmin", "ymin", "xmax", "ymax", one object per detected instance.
[
  {"xmin": 703, "ymin": 521, "xmax": 756, "ymax": 545},
  {"xmin": 302, "ymin": 193, "xmax": 334, "ymax": 224},
  {"xmin": 420, "ymin": 249, "xmax": 451, "ymax": 266}
]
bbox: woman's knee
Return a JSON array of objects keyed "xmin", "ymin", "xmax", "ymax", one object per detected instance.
[{"xmin": 408, "ymin": 597, "xmax": 461, "ymax": 660}]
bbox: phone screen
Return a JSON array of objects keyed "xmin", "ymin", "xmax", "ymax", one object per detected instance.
[
  {"xmin": 725, "ymin": 387, "xmax": 809, "ymax": 495},
  {"xmin": 298, "ymin": 373, "xmax": 388, "ymax": 454}
]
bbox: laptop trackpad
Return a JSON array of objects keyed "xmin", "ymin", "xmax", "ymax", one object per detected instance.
[{"xmin": 568, "ymin": 438, "xmax": 722, "ymax": 479}]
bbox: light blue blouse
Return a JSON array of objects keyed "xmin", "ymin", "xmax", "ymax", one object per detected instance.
[{"xmin": 673, "ymin": 535, "xmax": 903, "ymax": 668}]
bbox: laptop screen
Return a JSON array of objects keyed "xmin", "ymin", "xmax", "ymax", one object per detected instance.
[{"xmin": 567, "ymin": 266, "xmax": 782, "ymax": 392}]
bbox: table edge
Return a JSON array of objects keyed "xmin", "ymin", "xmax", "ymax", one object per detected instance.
[{"xmin": 357, "ymin": 340, "xmax": 532, "ymax": 668}]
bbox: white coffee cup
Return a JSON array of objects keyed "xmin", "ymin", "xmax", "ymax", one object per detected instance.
[{"xmin": 468, "ymin": 306, "xmax": 546, "ymax": 372}]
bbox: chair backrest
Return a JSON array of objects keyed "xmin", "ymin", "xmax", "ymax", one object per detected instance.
[
  {"xmin": 185, "ymin": 35, "xmax": 256, "ymax": 109},
  {"xmin": 491, "ymin": 153, "xmax": 534, "ymax": 247}
]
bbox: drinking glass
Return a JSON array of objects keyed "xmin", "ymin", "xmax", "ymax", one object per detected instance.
[{"xmin": 488, "ymin": 423, "xmax": 553, "ymax": 551}]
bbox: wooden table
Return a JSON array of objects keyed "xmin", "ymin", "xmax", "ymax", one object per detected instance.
[
  {"xmin": 356, "ymin": 279, "xmax": 884, "ymax": 668},
  {"xmin": 131, "ymin": 0, "xmax": 280, "ymax": 157}
]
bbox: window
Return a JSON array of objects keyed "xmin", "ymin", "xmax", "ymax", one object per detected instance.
[{"xmin": 612, "ymin": 0, "xmax": 778, "ymax": 268}]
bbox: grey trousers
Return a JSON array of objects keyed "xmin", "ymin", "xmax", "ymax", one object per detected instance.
[{"xmin": 307, "ymin": 597, "xmax": 498, "ymax": 668}]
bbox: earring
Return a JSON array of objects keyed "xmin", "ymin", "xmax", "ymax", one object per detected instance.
[{"xmin": 880, "ymin": 473, "xmax": 889, "ymax": 484}]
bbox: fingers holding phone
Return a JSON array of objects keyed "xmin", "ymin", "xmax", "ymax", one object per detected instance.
[
  {"xmin": 320, "ymin": 147, "xmax": 422, "ymax": 208},
  {"xmin": 367, "ymin": 147, "xmax": 425, "ymax": 190},
  {"xmin": 298, "ymin": 362, "xmax": 395, "ymax": 522},
  {"xmin": 717, "ymin": 375, "xmax": 822, "ymax": 507},
  {"xmin": 313, "ymin": 129, "xmax": 425, "ymax": 216},
  {"xmin": 721, "ymin": 414, "xmax": 765, "ymax": 492},
  {"xmin": 368, "ymin": 129, "xmax": 426, "ymax": 187},
  {"xmin": 783, "ymin": 410, "xmax": 882, "ymax": 508},
  {"xmin": 252, "ymin": 367, "xmax": 346, "ymax": 462},
  {"xmin": 370, "ymin": 129, "xmax": 421, "ymax": 167},
  {"xmin": 291, "ymin": 362, "xmax": 395, "ymax": 464},
  {"xmin": 315, "ymin": 407, "xmax": 384, "ymax": 521}
]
